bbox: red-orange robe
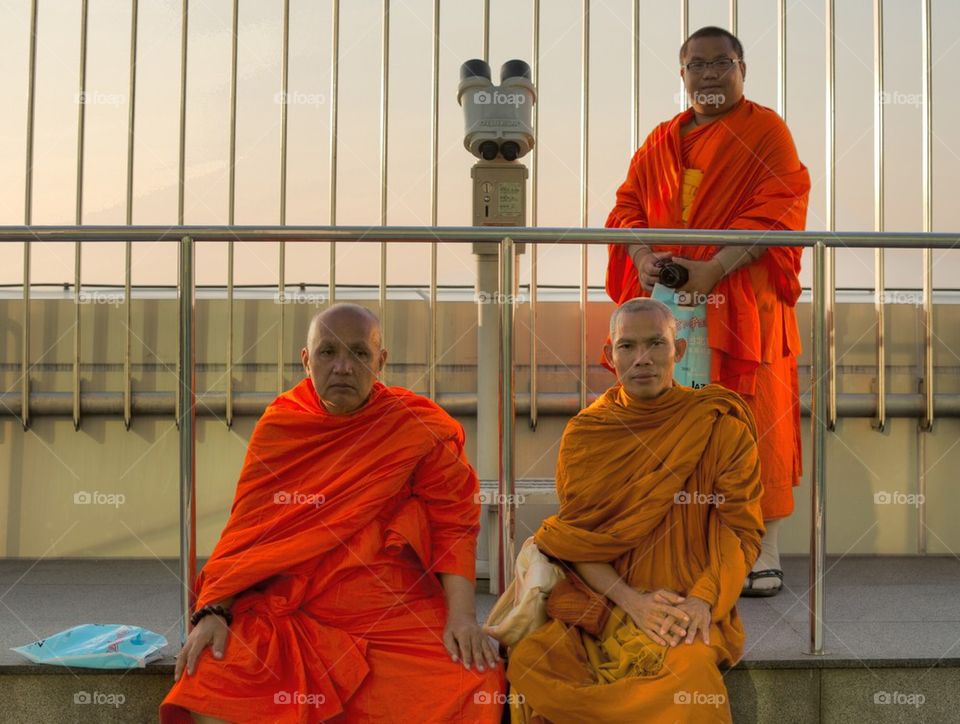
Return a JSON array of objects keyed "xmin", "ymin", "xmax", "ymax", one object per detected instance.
[
  {"xmin": 160, "ymin": 379, "xmax": 504, "ymax": 723},
  {"xmin": 605, "ymin": 96, "xmax": 811, "ymax": 520}
]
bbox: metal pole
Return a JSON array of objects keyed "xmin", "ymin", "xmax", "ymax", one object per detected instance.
[
  {"xmin": 579, "ymin": 0, "xmax": 589, "ymax": 410},
  {"xmin": 921, "ymin": 0, "xmax": 934, "ymax": 433},
  {"xmin": 73, "ymin": 0, "xmax": 89, "ymax": 432},
  {"xmin": 429, "ymin": 0, "xmax": 440, "ymax": 399},
  {"xmin": 872, "ymin": 0, "xmax": 885, "ymax": 432},
  {"xmin": 482, "ymin": 0, "xmax": 490, "ymax": 62},
  {"xmin": 329, "ymin": 0, "xmax": 339, "ymax": 305},
  {"xmin": 825, "ymin": 0, "xmax": 837, "ymax": 430},
  {"xmin": 178, "ymin": 236, "xmax": 197, "ymax": 645},
  {"xmin": 379, "ymin": 0, "xmax": 389, "ymax": 342},
  {"xmin": 22, "ymin": 0, "xmax": 38, "ymax": 431},
  {"xmin": 124, "ymin": 0, "xmax": 139, "ymax": 431},
  {"xmin": 530, "ymin": 0, "xmax": 540, "ymax": 430},
  {"xmin": 729, "ymin": 0, "xmax": 738, "ymax": 36},
  {"xmin": 176, "ymin": 0, "xmax": 189, "ymax": 429},
  {"xmin": 778, "ymin": 0, "xmax": 786, "ymax": 119},
  {"xmin": 226, "ymin": 0, "xmax": 238, "ymax": 428},
  {"xmin": 498, "ymin": 237, "xmax": 517, "ymax": 592},
  {"xmin": 810, "ymin": 240, "xmax": 827, "ymax": 656},
  {"xmin": 278, "ymin": 0, "xmax": 289, "ymax": 394}
]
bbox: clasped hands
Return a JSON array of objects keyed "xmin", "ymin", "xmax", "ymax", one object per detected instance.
[
  {"xmin": 621, "ymin": 587, "xmax": 712, "ymax": 647},
  {"xmin": 631, "ymin": 246, "xmax": 724, "ymax": 305}
]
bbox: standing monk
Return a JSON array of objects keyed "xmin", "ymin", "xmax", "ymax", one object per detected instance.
[
  {"xmin": 605, "ymin": 26, "xmax": 810, "ymax": 596},
  {"xmin": 161, "ymin": 303, "xmax": 504, "ymax": 723}
]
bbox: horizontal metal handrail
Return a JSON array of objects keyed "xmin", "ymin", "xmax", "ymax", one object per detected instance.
[{"xmin": 0, "ymin": 225, "xmax": 959, "ymax": 248}]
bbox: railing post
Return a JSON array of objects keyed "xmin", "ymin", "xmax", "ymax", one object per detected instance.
[
  {"xmin": 810, "ymin": 239, "xmax": 827, "ymax": 656},
  {"xmin": 178, "ymin": 235, "xmax": 197, "ymax": 645},
  {"xmin": 498, "ymin": 237, "xmax": 517, "ymax": 593}
]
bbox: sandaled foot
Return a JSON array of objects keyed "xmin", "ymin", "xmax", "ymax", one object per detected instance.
[{"xmin": 740, "ymin": 569, "xmax": 783, "ymax": 598}]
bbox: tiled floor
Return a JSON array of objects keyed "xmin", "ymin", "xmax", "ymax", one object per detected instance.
[{"xmin": 2, "ymin": 555, "xmax": 959, "ymax": 670}]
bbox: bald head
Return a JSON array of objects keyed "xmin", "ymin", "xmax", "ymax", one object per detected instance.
[
  {"xmin": 609, "ymin": 298, "xmax": 676, "ymax": 342},
  {"xmin": 301, "ymin": 304, "xmax": 387, "ymax": 415},
  {"xmin": 306, "ymin": 303, "xmax": 382, "ymax": 351}
]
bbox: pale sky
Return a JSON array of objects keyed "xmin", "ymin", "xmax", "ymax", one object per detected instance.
[{"xmin": 1, "ymin": 0, "xmax": 958, "ymax": 290}]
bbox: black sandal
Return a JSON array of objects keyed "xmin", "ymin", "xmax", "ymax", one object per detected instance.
[{"xmin": 740, "ymin": 569, "xmax": 783, "ymax": 598}]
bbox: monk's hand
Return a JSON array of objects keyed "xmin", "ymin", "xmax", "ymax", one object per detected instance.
[
  {"xmin": 443, "ymin": 611, "xmax": 500, "ymax": 673},
  {"xmin": 623, "ymin": 588, "xmax": 689, "ymax": 648},
  {"xmin": 174, "ymin": 613, "xmax": 230, "ymax": 681},
  {"xmin": 631, "ymin": 248, "xmax": 673, "ymax": 292},
  {"xmin": 670, "ymin": 257, "xmax": 724, "ymax": 305},
  {"xmin": 675, "ymin": 595, "xmax": 712, "ymax": 646}
]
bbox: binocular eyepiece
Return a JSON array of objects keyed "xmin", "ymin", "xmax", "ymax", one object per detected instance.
[
  {"xmin": 459, "ymin": 58, "xmax": 536, "ymax": 162},
  {"xmin": 656, "ymin": 261, "xmax": 689, "ymax": 289}
]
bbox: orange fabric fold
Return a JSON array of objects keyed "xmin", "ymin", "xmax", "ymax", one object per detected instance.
[
  {"xmin": 508, "ymin": 383, "xmax": 764, "ymax": 723},
  {"xmin": 161, "ymin": 379, "xmax": 504, "ymax": 723},
  {"xmin": 604, "ymin": 97, "xmax": 809, "ymax": 518}
]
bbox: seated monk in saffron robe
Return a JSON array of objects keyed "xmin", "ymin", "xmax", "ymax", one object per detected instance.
[
  {"xmin": 604, "ymin": 26, "xmax": 810, "ymax": 595},
  {"xmin": 160, "ymin": 303, "xmax": 505, "ymax": 723},
  {"xmin": 506, "ymin": 298, "xmax": 764, "ymax": 724}
]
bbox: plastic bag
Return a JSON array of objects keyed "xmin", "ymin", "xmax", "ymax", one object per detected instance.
[
  {"xmin": 652, "ymin": 283, "xmax": 711, "ymax": 389},
  {"xmin": 11, "ymin": 624, "xmax": 168, "ymax": 669}
]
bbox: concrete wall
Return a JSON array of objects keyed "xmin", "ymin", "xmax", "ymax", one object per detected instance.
[{"xmin": 1, "ymin": 293, "xmax": 958, "ymax": 561}]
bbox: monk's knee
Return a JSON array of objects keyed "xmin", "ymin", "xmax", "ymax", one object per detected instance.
[{"xmin": 665, "ymin": 642, "xmax": 722, "ymax": 682}]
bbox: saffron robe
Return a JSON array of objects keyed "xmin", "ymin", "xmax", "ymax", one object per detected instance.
[
  {"xmin": 507, "ymin": 383, "xmax": 765, "ymax": 723},
  {"xmin": 605, "ymin": 96, "xmax": 810, "ymax": 519},
  {"xmin": 160, "ymin": 379, "xmax": 505, "ymax": 723}
]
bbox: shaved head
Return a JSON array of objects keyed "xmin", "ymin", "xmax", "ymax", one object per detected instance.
[
  {"xmin": 306, "ymin": 303, "xmax": 382, "ymax": 351},
  {"xmin": 609, "ymin": 298, "xmax": 676, "ymax": 342}
]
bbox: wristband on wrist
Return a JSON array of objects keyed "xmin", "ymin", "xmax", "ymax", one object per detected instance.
[{"xmin": 190, "ymin": 604, "xmax": 233, "ymax": 627}]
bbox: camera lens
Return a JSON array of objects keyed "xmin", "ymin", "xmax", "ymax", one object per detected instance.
[
  {"xmin": 500, "ymin": 141, "xmax": 520, "ymax": 161},
  {"xmin": 658, "ymin": 262, "xmax": 689, "ymax": 289},
  {"xmin": 460, "ymin": 59, "xmax": 492, "ymax": 82},
  {"xmin": 500, "ymin": 59, "xmax": 531, "ymax": 82},
  {"xmin": 479, "ymin": 141, "xmax": 499, "ymax": 161}
]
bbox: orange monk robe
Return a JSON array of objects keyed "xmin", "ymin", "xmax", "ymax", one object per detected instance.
[
  {"xmin": 161, "ymin": 379, "xmax": 505, "ymax": 724},
  {"xmin": 507, "ymin": 383, "xmax": 764, "ymax": 724},
  {"xmin": 605, "ymin": 96, "xmax": 810, "ymax": 520}
]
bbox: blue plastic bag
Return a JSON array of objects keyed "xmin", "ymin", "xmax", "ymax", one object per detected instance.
[
  {"xmin": 12, "ymin": 624, "xmax": 168, "ymax": 669},
  {"xmin": 652, "ymin": 283, "xmax": 712, "ymax": 389}
]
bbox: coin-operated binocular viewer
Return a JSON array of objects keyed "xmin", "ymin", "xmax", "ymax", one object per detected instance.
[{"xmin": 459, "ymin": 58, "xmax": 536, "ymax": 593}]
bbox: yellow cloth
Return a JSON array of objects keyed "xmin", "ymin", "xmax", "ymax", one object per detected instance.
[{"xmin": 681, "ymin": 167, "xmax": 703, "ymax": 224}]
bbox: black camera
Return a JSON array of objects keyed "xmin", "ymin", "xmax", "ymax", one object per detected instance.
[{"xmin": 657, "ymin": 261, "xmax": 689, "ymax": 289}]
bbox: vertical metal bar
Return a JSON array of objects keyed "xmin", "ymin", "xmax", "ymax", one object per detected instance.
[
  {"xmin": 178, "ymin": 236, "xmax": 197, "ymax": 645},
  {"xmin": 498, "ymin": 236, "xmax": 516, "ymax": 592},
  {"xmin": 482, "ymin": 0, "xmax": 490, "ymax": 62},
  {"xmin": 680, "ymin": 0, "xmax": 688, "ymax": 110},
  {"xmin": 329, "ymin": 0, "xmax": 339, "ymax": 305},
  {"xmin": 529, "ymin": 0, "xmax": 540, "ymax": 430},
  {"xmin": 226, "ymin": 0, "xmax": 238, "ymax": 428},
  {"xmin": 919, "ymin": 0, "xmax": 933, "ymax": 554},
  {"xmin": 631, "ymin": 0, "xmax": 639, "ymax": 150},
  {"xmin": 729, "ymin": 0, "xmax": 738, "ymax": 36},
  {"xmin": 176, "ymin": 0, "xmax": 189, "ymax": 428},
  {"xmin": 872, "ymin": 0, "xmax": 885, "ymax": 432},
  {"xmin": 379, "ymin": 0, "xmax": 389, "ymax": 339},
  {"xmin": 825, "ymin": 0, "xmax": 837, "ymax": 430},
  {"xmin": 921, "ymin": 0, "xmax": 933, "ymax": 433},
  {"xmin": 428, "ymin": 0, "xmax": 439, "ymax": 400},
  {"xmin": 73, "ymin": 0, "xmax": 89, "ymax": 432},
  {"xmin": 778, "ymin": 0, "xmax": 786, "ymax": 119},
  {"xmin": 579, "ymin": 0, "xmax": 589, "ymax": 410},
  {"xmin": 278, "ymin": 0, "xmax": 289, "ymax": 395},
  {"xmin": 124, "ymin": 0, "xmax": 138, "ymax": 431},
  {"xmin": 21, "ymin": 0, "xmax": 38, "ymax": 431},
  {"xmin": 810, "ymin": 240, "xmax": 827, "ymax": 656}
]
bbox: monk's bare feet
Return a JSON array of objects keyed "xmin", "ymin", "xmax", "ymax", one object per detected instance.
[{"xmin": 742, "ymin": 519, "xmax": 783, "ymax": 595}]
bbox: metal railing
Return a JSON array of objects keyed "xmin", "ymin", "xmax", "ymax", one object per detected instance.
[{"xmin": 1, "ymin": 225, "xmax": 957, "ymax": 656}]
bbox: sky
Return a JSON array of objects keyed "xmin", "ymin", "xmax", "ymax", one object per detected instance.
[{"xmin": 1, "ymin": 0, "xmax": 959, "ymax": 290}]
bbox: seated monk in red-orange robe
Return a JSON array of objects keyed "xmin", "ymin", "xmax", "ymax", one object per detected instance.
[
  {"xmin": 604, "ymin": 26, "xmax": 811, "ymax": 596},
  {"xmin": 161, "ymin": 303, "xmax": 505, "ymax": 723},
  {"xmin": 507, "ymin": 298, "xmax": 764, "ymax": 723}
]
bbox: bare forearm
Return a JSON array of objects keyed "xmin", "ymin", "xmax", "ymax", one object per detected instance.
[
  {"xmin": 572, "ymin": 561, "xmax": 635, "ymax": 609},
  {"xmin": 713, "ymin": 245, "xmax": 764, "ymax": 276},
  {"xmin": 439, "ymin": 573, "xmax": 476, "ymax": 618}
]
